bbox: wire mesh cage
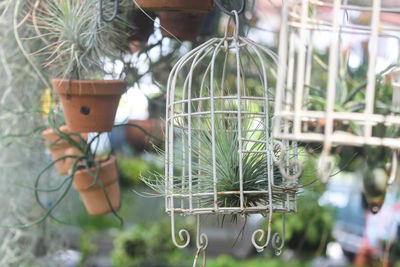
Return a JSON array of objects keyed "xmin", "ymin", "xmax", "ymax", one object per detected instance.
[
  {"xmin": 272, "ymin": 0, "xmax": 400, "ymax": 180},
  {"xmin": 164, "ymin": 11, "xmax": 302, "ymax": 258}
]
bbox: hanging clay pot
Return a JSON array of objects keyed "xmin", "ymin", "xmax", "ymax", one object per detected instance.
[
  {"xmin": 158, "ymin": 12, "xmax": 206, "ymax": 41},
  {"xmin": 52, "ymin": 79, "xmax": 127, "ymax": 133},
  {"xmin": 135, "ymin": 0, "xmax": 214, "ymax": 13},
  {"xmin": 128, "ymin": 11, "xmax": 155, "ymax": 53},
  {"xmin": 42, "ymin": 125, "xmax": 87, "ymax": 175},
  {"xmin": 73, "ymin": 155, "xmax": 120, "ymax": 215},
  {"xmin": 125, "ymin": 118, "xmax": 164, "ymax": 151}
]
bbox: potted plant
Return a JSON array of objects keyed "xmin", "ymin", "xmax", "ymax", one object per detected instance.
[
  {"xmin": 73, "ymin": 154, "xmax": 121, "ymax": 215},
  {"xmin": 134, "ymin": 0, "xmax": 214, "ymax": 13},
  {"xmin": 34, "ymin": 0, "xmax": 127, "ymax": 133},
  {"xmin": 25, "ymin": 0, "xmax": 124, "ymax": 219},
  {"xmin": 37, "ymin": 121, "xmax": 122, "ymax": 216}
]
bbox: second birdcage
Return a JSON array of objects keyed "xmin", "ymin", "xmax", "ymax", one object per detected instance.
[{"xmin": 272, "ymin": 0, "xmax": 400, "ymax": 180}]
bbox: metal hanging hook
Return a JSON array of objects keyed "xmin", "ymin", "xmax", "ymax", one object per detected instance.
[
  {"xmin": 99, "ymin": 0, "xmax": 119, "ymax": 23},
  {"xmin": 214, "ymin": 0, "xmax": 246, "ymax": 16}
]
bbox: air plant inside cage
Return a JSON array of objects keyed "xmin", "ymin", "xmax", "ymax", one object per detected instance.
[{"xmin": 142, "ymin": 112, "xmax": 298, "ymax": 223}]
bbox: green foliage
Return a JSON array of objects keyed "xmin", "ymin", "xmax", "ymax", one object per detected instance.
[
  {"xmin": 118, "ymin": 157, "xmax": 161, "ymax": 186},
  {"xmin": 142, "ymin": 117, "xmax": 297, "ymax": 224},
  {"xmin": 111, "ymin": 221, "xmax": 191, "ymax": 267},
  {"xmin": 207, "ymin": 254, "xmax": 310, "ymax": 267},
  {"xmin": 32, "ymin": 0, "xmax": 123, "ymax": 79},
  {"xmin": 78, "ymin": 233, "xmax": 98, "ymax": 266},
  {"xmin": 272, "ymin": 151, "xmax": 334, "ymax": 253}
]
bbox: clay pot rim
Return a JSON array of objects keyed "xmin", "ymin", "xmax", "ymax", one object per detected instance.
[
  {"xmin": 52, "ymin": 79, "xmax": 127, "ymax": 96},
  {"xmin": 42, "ymin": 125, "xmax": 87, "ymax": 146},
  {"xmin": 73, "ymin": 155, "xmax": 117, "ymax": 191},
  {"xmin": 41, "ymin": 125, "xmax": 70, "ymax": 140}
]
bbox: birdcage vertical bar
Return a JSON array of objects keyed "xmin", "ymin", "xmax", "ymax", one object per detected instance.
[
  {"xmin": 286, "ymin": 31, "xmax": 295, "ymax": 119},
  {"xmin": 234, "ymin": 21, "xmax": 245, "ymax": 211},
  {"xmin": 181, "ymin": 84, "xmax": 187, "ymax": 211},
  {"xmin": 166, "ymin": 64, "xmax": 177, "ymax": 213},
  {"xmin": 293, "ymin": 0, "xmax": 310, "ymax": 135},
  {"xmin": 187, "ymin": 67, "xmax": 193, "ymax": 212},
  {"xmin": 364, "ymin": 0, "xmax": 381, "ymax": 139},
  {"xmin": 246, "ymin": 38, "xmax": 272, "ymax": 200},
  {"xmin": 392, "ymin": 68, "xmax": 400, "ymax": 113},
  {"xmin": 323, "ymin": 0, "xmax": 341, "ymax": 152},
  {"xmin": 273, "ymin": 0, "xmax": 289, "ymax": 138},
  {"xmin": 210, "ymin": 38, "xmax": 226, "ymax": 212},
  {"xmin": 165, "ymin": 71, "xmax": 171, "ymax": 212},
  {"xmin": 303, "ymin": 11, "xmax": 314, "ymax": 121}
]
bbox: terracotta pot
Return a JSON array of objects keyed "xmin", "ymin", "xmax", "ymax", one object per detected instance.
[
  {"xmin": 42, "ymin": 126, "xmax": 87, "ymax": 175},
  {"xmin": 52, "ymin": 79, "xmax": 127, "ymax": 133},
  {"xmin": 125, "ymin": 118, "xmax": 164, "ymax": 151},
  {"xmin": 135, "ymin": 0, "xmax": 214, "ymax": 13},
  {"xmin": 73, "ymin": 155, "xmax": 120, "ymax": 215},
  {"xmin": 129, "ymin": 11, "xmax": 155, "ymax": 42},
  {"xmin": 127, "ymin": 11, "xmax": 156, "ymax": 53},
  {"xmin": 158, "ymin": 12, "xmax": 206, "ymax": 41}
]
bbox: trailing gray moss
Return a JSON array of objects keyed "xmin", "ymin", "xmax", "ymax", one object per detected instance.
[{"xmin": 0, "ymin": 1, "xmax": 68, "ymax": 266}]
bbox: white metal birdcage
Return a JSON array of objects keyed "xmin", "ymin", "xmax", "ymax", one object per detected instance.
[
  {"xmin": 273, "ymin": 0, "xmax": 400, "ymax": 181},
  {"xmin": 164, "ymin": 10, "xmax": 302, "ymax": 261}
]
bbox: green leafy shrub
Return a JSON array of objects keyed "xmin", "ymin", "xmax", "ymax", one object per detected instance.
[
  {"xmin": 111, "ymin": 221, "xmax": 191, "ymax": 267},
  {"xmin": 207, "ymin": 254, "xmax": 310, "ymax": 267},
  {"xmin": 117, "ymin": 157, "xmax": 162, "ymax": 185}
]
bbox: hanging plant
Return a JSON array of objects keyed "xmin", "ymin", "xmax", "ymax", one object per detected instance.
[
  {"xmin": 73, "ymin": 155, "xmax": 121, "ymax": 215},
  {"xmin": 9, "ymin": 0, "xmax": 127, "ymax": 222},
  {"xmin": 33, "ymin": 0, "xmax": 127, "ymax": 133},
  {"xmin": 141, "ymin": 2, "xmax": 303, "ymax": 263}
]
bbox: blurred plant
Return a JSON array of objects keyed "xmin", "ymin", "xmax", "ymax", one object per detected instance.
[
  {"xmin": 271, "ymin": 150, "xmax": 334, "ymax": 257},
  {"xmin": 0, "ymin": 0, "xmax": 69, "ymax": 265},
  {"xmin": 31, "ymin": 0, "xmax": 124, "ymax": 79},
  {"xmin": 111, "ymin": 220, "xmax": 192, "ymax": 267},
  {"xmin": 207, "ymin": 253, "xmax": 311, "ymax": 267},
  {"xmin": 118, "ymin": 156, "xmax": 161, "ymax": 186}
]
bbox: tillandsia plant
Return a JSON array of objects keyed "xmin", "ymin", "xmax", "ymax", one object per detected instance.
[
  {"xmin": 142, "ymin": 115, "xmax": 298, "ymax": 224},
  {"xmin": 32, "ymin": 0, "xmax": 122, "ymax": 79},
  {"xmin": 10, "ymin": 0, "xmax": 165, "ymax": 226},
  {"xmin": 30, "ymin": 0, "xmax": 128, "ymax": 133},
  {"xmin": 3, "ymin": 0, "xmax": 128, "ymax": 226}
]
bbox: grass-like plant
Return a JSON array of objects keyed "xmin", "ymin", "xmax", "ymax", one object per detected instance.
[
  {"xmin": 142, "ymin": 114, "xmax": 298, "ymax": 223},
  {"xmin": 32, "ymin": 0, "xmax": 123, "ymax": 79}
]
